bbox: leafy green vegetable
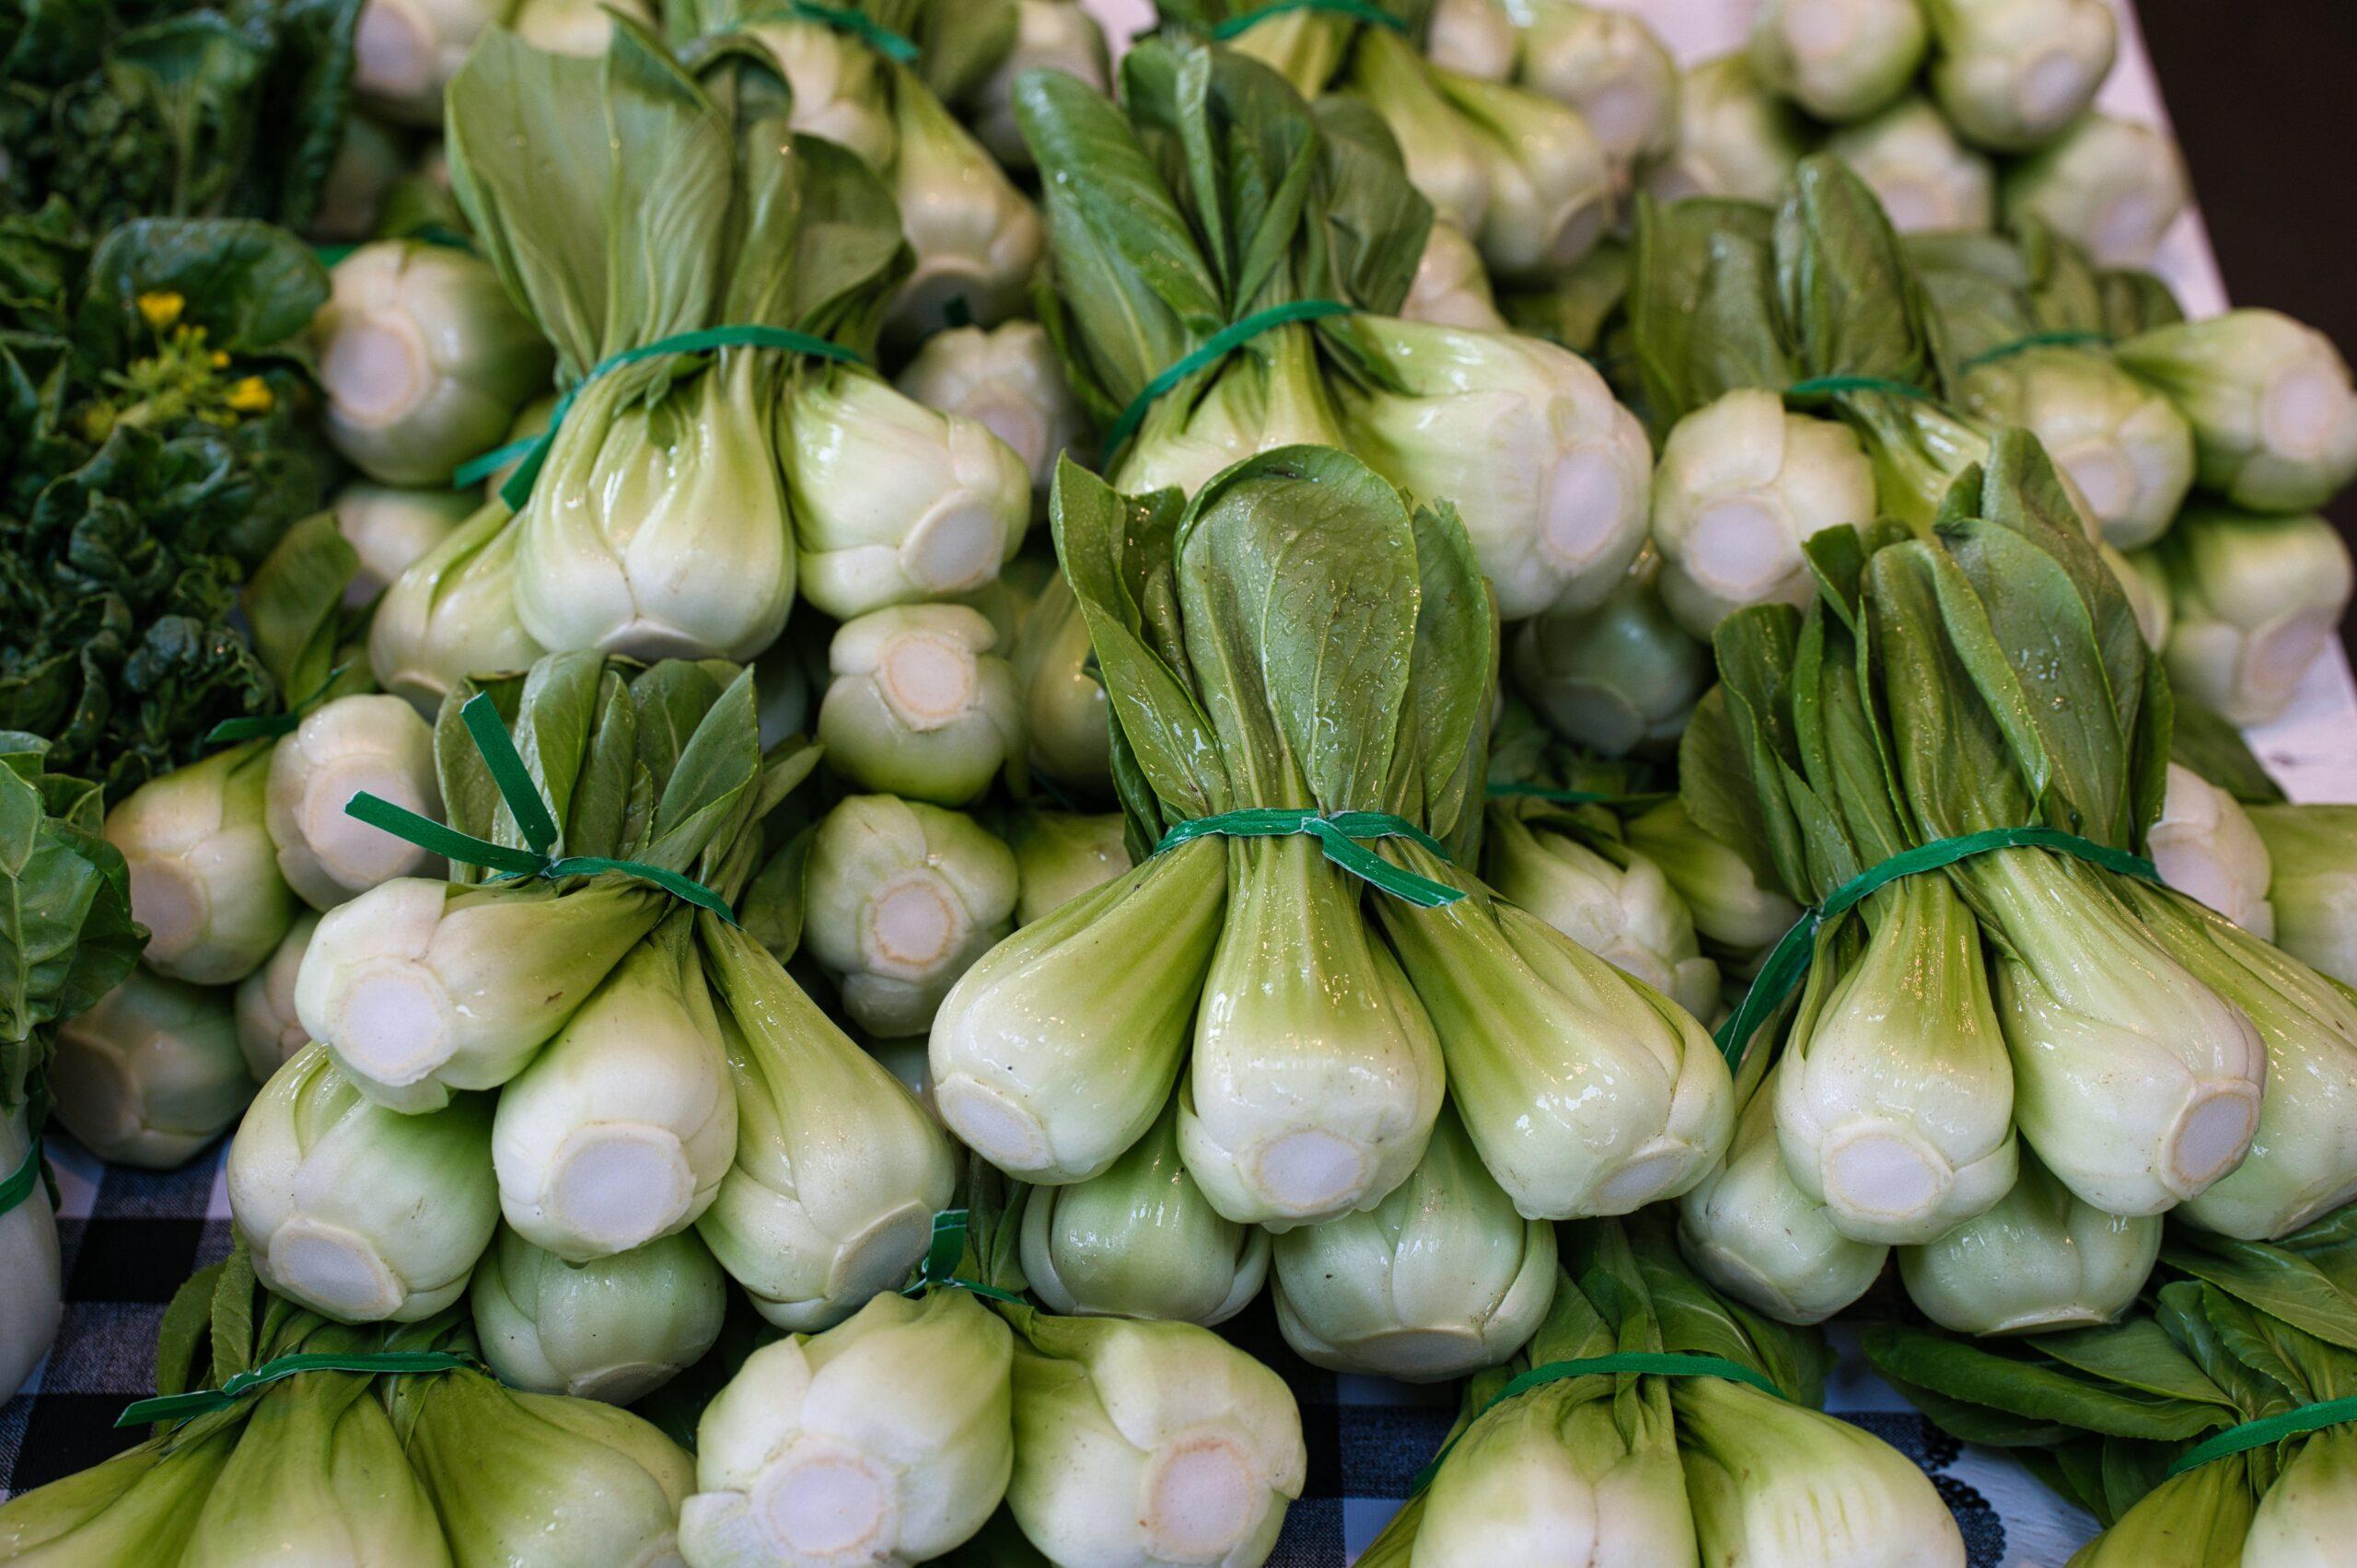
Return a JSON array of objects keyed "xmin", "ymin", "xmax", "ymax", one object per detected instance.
[
  {"xmin": 0, "ymin": 0, "xmax": 362, "ymax": 232},
  {"xmin": 0, "ymin": 208, "xmax": 331, "ymax": 799}
]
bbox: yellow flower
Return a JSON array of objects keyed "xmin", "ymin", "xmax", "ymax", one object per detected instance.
[
  {"xmin": 209, "ymin": 350, "xmax": 230, "ymax": 368},
  {"xmin": 226, "ymin": 377, "xmax": 273, "ymax": 414},
  {"xmin": 136, "ymin": 292, "xmax": 185, "ymax": 331}
]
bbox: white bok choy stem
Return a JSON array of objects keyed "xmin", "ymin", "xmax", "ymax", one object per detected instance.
[
  {"xmin": 1677, "ymin": 1053, "xmax": 1887, "ymax": 1327},
  {"xmin": 816, "ymin": 609, "xmax": 1024, "ymax": 807},
  {"xmin": 696, "ymin": 914, "xmax": 956, "ymax": 1331},
  {"xmin": 492, "ymin": 916, "xmax": 737, "ymax": 1263},
  {"xmin": 1771, "ymin": 876, "xmax": 2019, "ymax": 1246},
  {"xmin": 1004, "ymin": 1309, "xmax": 1305, "ymax": 1568},
  {"xmin": 1019, "ymin": 1094, "xmax": 1269, "ymax": 1328},
  {"xmin": 313, "ymin": 241, "xmax": 552, "ymax": 486},
  {"xmin": 681, "ymin": 1288, "xmax": 1014, "ymax": 1568},
  {"xmin": 470, "ymin": 1225, "xmax": 726, "ymax": 1404},
  {"xmin": 264, "ymin": 694, "xmax": 443, "ymax": 911},
  {"xmin": 801, "ymin": 796, "xmax": 1018, "ymax": 1039},
  {"xmin": 1272, "ymin": 1105, "xmax": 1556, "ymax": 1382},
  {"xmin": 931, "ymin": 840, "xmax": 1226, "ymax": 1187},
  {"xmin": 0, "ymin": 1109, "xmax": 60, "ymax": 1400},
  {"xmin": 1897, "ymin": 1149, "xmax": 2157, "ymax": 1335},
  {"xmin": 297, "ymin": 877, "xmax": 665, "ymax": 1113},
  {"xmin": 105, "ymin": 742, "xmax": 296, "ymax": 986},
  {"xmin": 228, "ymin": 1042, "xmax": 498, "ymax": 1322},
  {"xmin": 51, "ymin": 969, "xmax": 254, "ymax": 1170},
  {"xmin": 1376, "ymin": 846, "xmax": 1735, "ymax": 1222}
]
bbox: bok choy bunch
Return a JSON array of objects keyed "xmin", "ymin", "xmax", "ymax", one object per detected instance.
[
  {"xmin": 937, "ymin": 445, "xmax": 1731, "ymax": 1237},
  {"xmin": 1910, "ymin": 219, "xmax": 2196, "ymax": 551},
  {"xmin": 1362, "ymin": 1217, "xmax": 1965, "ymax": 1567},
  {"xmin": 293, "ymin": 654, "xmax": 768, "ymax": 1112},
  {"xmin": 1158, "ymin": 0, "xmax": 1615, "ymax": 282},
  {"xmin": 443, "ymin": 23, "xmax": 1028, "ymax": 652},
  {"xmin": 1626, "ymin": 158, "xmax": 1984, "ymax": 633},
  {"xmin": 1019, "ymin": 35, "xmax": 1652, "ymax": 619},
  {"xmin": 663, "ymin": 0, "xmax": 1046, "ymax": 339},
  {"xmin": 0, "ymin": 735, "xmax": 141, "ymax": 1397},
  {"xmin": 1693, "ymin": 433, "xmax": 2265, "ymax": 1232},
  {"xmin": 1425, "ymin": 0, "xmax": 1680, "ymax": 188},
  {"xmin": 1864, "ymin": 1203, "xmax": 2357, "ymax": 1567},
  {"xmin": 0, "ymin": 1249, "xmax": 693, "ymax": 1567}
]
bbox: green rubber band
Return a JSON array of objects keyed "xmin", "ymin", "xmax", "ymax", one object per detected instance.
[
  {"xmin": 455, "ymin": 325, "xmax": 866, "ymax": 506},
  {"xmin": 2167, "ymin": 1398, "xmax": 2357, "ymax": 1475},
  {"xmin": 1210, "ymin": 0, "xmax": 1408, "ymax": 38},
  {"xmin": 343, "ymin": 693, "xmax": 737, "ymax": 922},
  {"xmin": 1712, "ymin": 825, "xmax": 2161, "ymax": 1070},
  {"xmin": 902, "ymin": 1209, "xmax": 1028, "ymax": 1307},
  {"xmin": 737, "ymin": 1, "xmax": 921, "ymax": 63},
  {"xmin": 1785, "ymin": 374, "xmax": 1950, "ymax": 408},
  {"xmin": 461, "ymin": 694, "xmax": 560, "ymax": 854},
  {"xmin": 1959, "ymin": 329, "xmax": 2111, "ymax": 372},
  {"xmin": 1411, "ymin": 1353, "xmax": 1785, "ymax": 1493},
  {"xmin": 0, "ymin": 1135, "xmax": 41, "ymax": 1220},
  {"xmin": 117, "ymin": 1350, "xmax": 479, "ymax": 1428},
  {"xmin": 1100, "ymin": 299, "xmax": 1354, "ymax": 461},
  {"xmin": 202, "ymin": 663, "xmax": 353, "ymax": 746},
  {"xmin": 1153, "ymin": 807, "xmax": 1464, "ymax": 908}
]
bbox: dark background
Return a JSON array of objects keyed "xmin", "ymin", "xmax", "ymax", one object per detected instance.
[{"xmin": 2141, "ymin": 5, "xmax": 2357, "ymax": 649}]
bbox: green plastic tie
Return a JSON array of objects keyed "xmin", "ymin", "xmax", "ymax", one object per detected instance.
[
  {"xmin": 202, "ymin": 663, "xmax": 353, "ymax": 746},
  {"xmin": 1210, "ymin": 0, "xmax": 1409, "ymax": 38},
  {"xmin": 1101, "ymin": 299, "xmax": 1355, "ymax": 462},
  {"xmin": 902, "ymin": 1209, "xmax": 1028, "ymax": 1307},
  {"xmin": 455, "ymin": 325, "xmax": 867, "ymax": 507},
  {"xmin": 1785, "ymin": 374, "xmax": 1951, "ymax": 408},
  {"xmin": 1959, "ymin": 329, "xmax": 2112, "ymax": 373},
  {"xmin": 740, "ymin": 1, "xmax": 921, "ymax": 63},
  {"xmin": 343, "ymin": 692, "xmax": 737, "ymax": 923},
  {"xmin": 2167, "ymin": 1398, "xmax": 2357, "ymax": 1475},
  {"xmin": 1411, "ymin": 1353, "xmax": 1786, "ymax": 1493},
  {"xmin": 1712, "ymin": 825, "xmax": 2162, "ymax": 1070},
  {"xmin": 0, "ymin": 1135, "xmax": 41, "ymax": 1220},
  {"xmin": 1153, "ymin": 807, "xmax": 1464, "ymax": 908},
  {"xmin": 116, "ymin": 1350, "xmax": 479, "ymax": 1428}
]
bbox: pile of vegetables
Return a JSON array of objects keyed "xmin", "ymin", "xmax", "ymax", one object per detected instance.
[{"xmin": 6, "ymin": 3, "xmax": 2357, "ymax": 1566}]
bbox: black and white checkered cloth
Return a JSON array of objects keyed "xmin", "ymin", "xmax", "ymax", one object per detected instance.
[{"xmin": 0, "ymin": 1135, "xmax": 2096, "ymax": 1564}]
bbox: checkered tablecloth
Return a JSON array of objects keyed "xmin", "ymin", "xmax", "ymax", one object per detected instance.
[{"xmin": 2, "ymin": 1134, "xmax": 2100, "ymax": 1565}]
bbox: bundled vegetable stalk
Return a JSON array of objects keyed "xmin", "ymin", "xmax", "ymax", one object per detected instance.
[
  {"xmin": 659, "ymin": 0, "xmax": 1045, "ymax": 338},
  {"xmin": 1909, "ymin": 217, "xmax": 2195, "ymax": 551},
  {"xmin": 1422, "ymin": 0, "xmax": 1680, "ymax": 191},
  {"xmin": 1864, "ymin": 1201, "xmax": 2357, "ymax": 1566},
  {"xmin": 935, "ymin": 444, "xmax": 1733, "ymax": 1260},
  {"xmin": 431, "ymin": 20, "xmax": 1029, "ymax": 664},
  {"xmin": 678, "ymin": 1194, "xmax": 1306, "ymax": 1567},
  {"xmin": 1361, "ymin": 1215, "xmax": 1967, "ymax": 1567},
  {"xmin": 1679, "ymin": 431, "xmax": 2357, "ymax": 1338},
  {"xmin": 1627, "ymin": 157, "xmax": 1993, "ymax": 640},
  {"xmin": 1158, "ymin": 0, "xmax": 1616, "ymax": 283},
  {"xmin": 245, "ymin": 647, "xmax": 954, "ymax": 1339},
  {"xmin": 0, "ymin": 734, "xmax": 144, "ymax": 1399},
  {"xmin": 1019, "ymin": 36, "xmax": 1653, "ymax": 619},
  {"xmin": 0, "ymin": 1246, "xmax": 693, "ymax": 1566}
]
